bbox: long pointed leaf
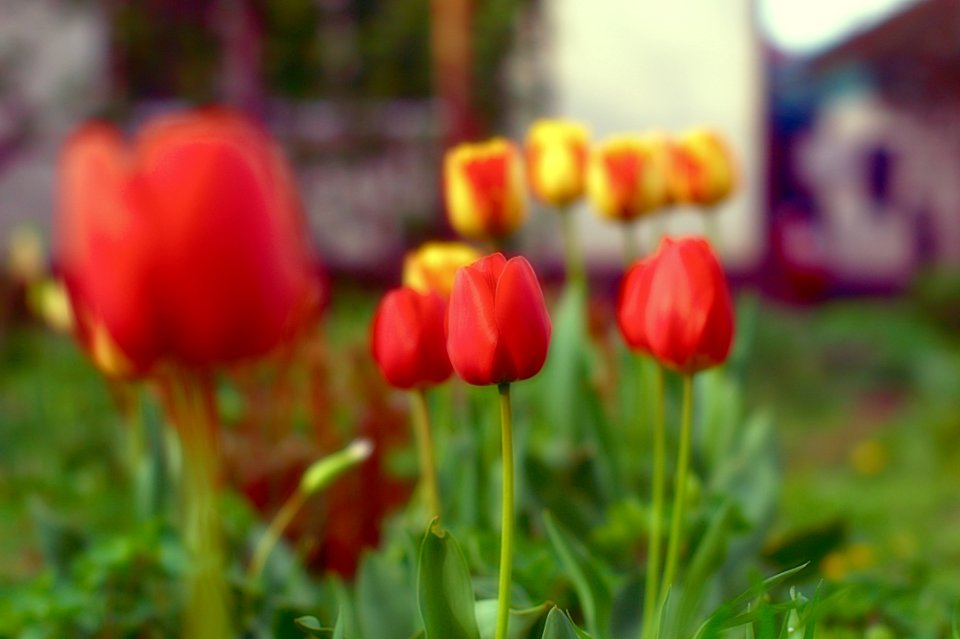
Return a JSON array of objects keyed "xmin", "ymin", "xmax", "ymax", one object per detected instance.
[
  {"xmin": 541, "ymin": 607, "xmax": 591, "ymax": 639},
  {"xmin": 542, "ymin": 511, "xmax": 613, "ymax": 639},
  {"xmin": 417, "ymin": 523, "xmax": 481, "ymax": 639}
]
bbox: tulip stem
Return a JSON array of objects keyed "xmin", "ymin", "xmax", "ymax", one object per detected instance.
[
  {"xmin": 495, "ymin": 382, "xmax": 515, "ymax": 639},
  {"xmin": 174, "ymin": 374, "xmax": 231, "ymax": 639},
  {"xmin": 248, "ymin": 438, "xmax": 372, "ymax": 584},
  {"xmin": 248, "ymin": 485, "xmax": 307, "ymax": 583},
  {"xmin": 703, "ymin": 210, "xmax": 721, "ymax": 253},
  {"xmin": 642, "ymin": 364, "xmax": 667, "ymax": 639},
  {"xmin": 559, "ymin": 205, "xmax": 586, "ymax": 286},
  {"xmin": 661, "ymin": 374, "xmax": 694, "ymax": 599},
  {"xmin": 623, "ymin": 222, "xmax": 640, "ymax": 265},
  {"xmin": 411, "ymin": 387, "xmax": 442, "ymax": 521}
]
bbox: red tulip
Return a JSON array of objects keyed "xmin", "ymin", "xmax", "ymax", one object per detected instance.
[
  {"xmin": 447, "ymin": 253, "xmax": 551, "ymax": 386},
  {"xmin": 371, "ymin": 287, "xmax": 452, "ymax": 389},
  {"xmin": 55, "ymin": 108, "xmax": 319, "ymax": 375},
  {"xmin": 618, "ymin": 237, "xmax": 734, "ymax": 374}
]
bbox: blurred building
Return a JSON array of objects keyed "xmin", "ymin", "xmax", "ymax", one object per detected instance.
[
  {"xmin": 768, "ymin": 0, "xmax": 960, "ymax": 296},
  {"xmin": 7, "ymin": 0, "xmax": 956, "ymax": 296}
]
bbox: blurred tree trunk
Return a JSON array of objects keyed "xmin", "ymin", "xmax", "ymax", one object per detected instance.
[{"xmin": 430, "ymin": 0, "xmax": 479, "ymax": 147}]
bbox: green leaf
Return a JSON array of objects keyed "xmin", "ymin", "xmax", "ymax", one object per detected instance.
[
  {"xmin": 356, "ymin": 551, "xmax": 417, "ymax": 639},
  {"xmin": 541, "ymin": 607, "xmax": 591, "ymax": 639},
  {"xmin": 672, "ymin": 500, "xmax": 738, "ymax": 636},
  {"xmin": 692, "ymin": 564, "xmax": 809, "ymax": 639},
  {"xmin": 475, "ymin": 600, "xmax": 550, "ymax": 639},
  {"xmin": 294, "ymin": 616, "xmax": 327, "ymax": 637},
  {"xmin": 330, "ymin": 576, "xmax": 362, "ymax": 639},
  {"xmin": 542, "ymin": 511, "xmax": 613, "ymax": 639},
  {"xmin": 28, "ymin": 497, "xmax": 86, "ymax": 580},
  {"xmin": 417, "ymin": 523, "xmax": 481, "ymax": 639},
  {"xmin": 333, "ymin": 612, "xmax": 347, "ymax": 639},
  {"xmin": 542, "ymin": 280, "xmax": 588, "ymax": 442}
]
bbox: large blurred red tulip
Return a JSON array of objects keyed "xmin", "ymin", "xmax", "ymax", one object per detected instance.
[
  {"xmin": 56, "ymin": 109, "xmax": 319, "ymax": 375},
  {"xmin": 57, "ymin": 123, "xmax": 160, "ymax": 376},
  {"xmin": 370, "ymin": 287, "xmax": 452, "ymax": 389},
  {"xmin": 619, "ymin": 237, "xmax": 734, "ymax": 374},
  {"xmin": 446, "ymin": 253, "xmax": 551, "ymax": 385}
]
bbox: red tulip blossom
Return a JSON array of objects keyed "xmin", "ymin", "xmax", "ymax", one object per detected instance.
[
  {"xmin": 446, "ymin": 253, "xmax": 551, "ymax": 386},
  {"xmin": 370, "ymin": 287, "xmax": 452, "ymax": 389},
  {"xmin": 618, "ymin": 237, "xmax": 734, "ymax": 374},
  {"xmin": 56, "ymin": 108, "xmax": 319, "ymax": 375}
]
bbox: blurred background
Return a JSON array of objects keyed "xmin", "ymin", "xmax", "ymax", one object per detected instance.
[
  {"xmin": 2, "ymin": 0, "xmax": 960, "ymax": 630},
  {"xmin": 1, "ymin": 0, "xmax": 956, "ymax": 290}
]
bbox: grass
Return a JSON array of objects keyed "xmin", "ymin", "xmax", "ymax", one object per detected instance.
[{"xmin": 2, "ymin": 290, "xmax": 959, "ymax": 634}]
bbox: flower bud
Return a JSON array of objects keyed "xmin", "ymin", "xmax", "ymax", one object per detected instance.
[
  {"xmin": 446, "ymin": 253, "xmax": 551, "ymax": 385},
  {"xmin": 525, "ymin": 119, "xmax": 589, "ymax": 206},
  {"xmin": 444, "ymin": 139, "xmax": 526, "ymax": 240}
]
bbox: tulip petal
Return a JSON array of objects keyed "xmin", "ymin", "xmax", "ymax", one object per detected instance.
[
  {"xmin": 494, "ymin": 257, "xmax": 551, "ymax": 382},
  {"xmin": 447, "ymin": 263, "xmax": 501, "ymax": 385},
  {"xmin": 616, "ymin": 258, "xmax": 653, "ymax": 353},
  {"xmin": 372, "ymin": 289, "xmax": 424, "ymax": 388}
]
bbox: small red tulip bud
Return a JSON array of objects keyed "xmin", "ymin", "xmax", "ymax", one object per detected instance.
[{"xmin": 371, "ymin": 287, "xmax": 452, "ymax": 389}]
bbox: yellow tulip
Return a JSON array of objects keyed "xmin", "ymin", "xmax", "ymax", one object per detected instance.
[
  {"xmin": 669, "ymin": 128, "xmax": 736, "ymax": 207},
  {"xmin": 402, "ymin": 241, "xmax": 482, "ymax": 298},
  {"xmin": 525, "ymin": 119, "xmax": 589, "ymax": 206},
  {"xmin": 587, "ymin": 133, "xmax": 671, "ymax": 222}
]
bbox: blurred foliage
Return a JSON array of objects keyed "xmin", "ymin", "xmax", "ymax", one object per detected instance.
[
  {"xmin": 106, "ymin": 0, "xmax": 530, "ymax": 129},
  {"xmin": 2, "ymin": 288, "xmax": 960, "ymax": 636}
]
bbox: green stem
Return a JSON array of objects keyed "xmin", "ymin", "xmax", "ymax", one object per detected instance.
[
  {"xmin": 411, "ymin": 387, "xmax": 442, "ymax": 521},
  {"xmin": 623, "ymin": 221, "xmax": 639, "ymax": 265},
  {"xmin": 248, "ymin": 438, "xmax": 372, "ymax": 583},
  {"xmin": 642, "ymin": 365, "xmax": 667, "ymax": 639},
  {"xmin": 559, "ymin": 205, "xmax": 586, "ymax": 286},
  {"xmin": 248, "ymin": 486, "xmax": 308, "ymax": 582},
  {"xmin": 661, "ymin": 374, "xmax": 694, "ymax": 598},
  {"xmin": 494, "ymin": 383, "xmax": 515, "ymax": 639},
  {"xmin": 175, "ymin": 375, "xmax": 231, "ymax": 639}
]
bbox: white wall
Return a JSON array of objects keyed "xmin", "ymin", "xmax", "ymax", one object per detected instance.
[{"xmin": 515, "ymin": 0, "xmax": 765, "ymax": 271}]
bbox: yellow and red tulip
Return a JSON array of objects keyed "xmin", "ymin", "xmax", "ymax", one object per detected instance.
[
  {"xmin": 587, "ymin": 133, "xmax": 672, "ymax": 222},
  {"xmin": 669, "ymin": 128, "xmax": 736, "ymax": 207},
  {"xmin": 525, "ymin": 119, "xmax": 589, "ymax": 207},
  {"xmin": 444, "ymin": 139, "xmax": 526, "ymax": 241}
]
